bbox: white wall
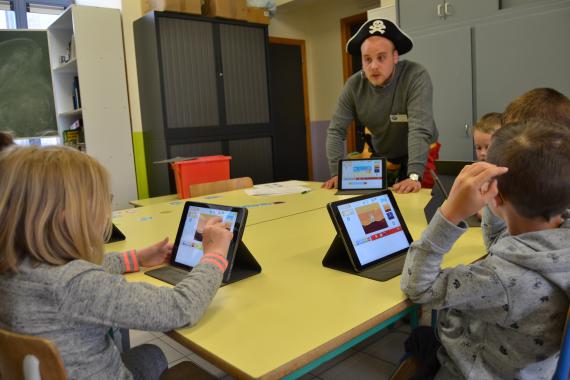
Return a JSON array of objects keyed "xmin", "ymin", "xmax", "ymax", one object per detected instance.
[{"xmin": 120, "ymin": 1, "xmax": 144, "ymax": 133}]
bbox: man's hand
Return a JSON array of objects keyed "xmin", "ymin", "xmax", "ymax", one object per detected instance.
[
  {"xmin": 202, "ymin": 217, "xmax": 233, "ymax": 258},
  {"xmin": 137, "ymin": 237, "xmax": 173, "ymax": 267},
  {"xmin": 393, "ymin": 178, "xmax": 421, "ymax": 194},
  {"xmin": 440, "ymin": 162, "xmax": 508, "ymax": 225},
  {"xmin": 321, "ymin": 176, "xmax": 338, "ymax": 189}
]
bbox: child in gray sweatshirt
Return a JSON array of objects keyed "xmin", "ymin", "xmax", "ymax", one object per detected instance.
[
  {"xmin": 0, "ymin": 146, "xmax": 234, "ymax": 379},
  {"xmin": 401, "ymin": 121, "xmax": 570, "ymax": 379}
]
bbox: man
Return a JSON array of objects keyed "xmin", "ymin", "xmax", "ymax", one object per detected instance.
[{"xmin": 323, "ymin": 19, "xmax": 439, "ymax": 193}]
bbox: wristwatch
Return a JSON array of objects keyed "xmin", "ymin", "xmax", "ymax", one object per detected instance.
[{"xmin": 409, "ymin": 173, "xmax": 420, "ymax": 182}]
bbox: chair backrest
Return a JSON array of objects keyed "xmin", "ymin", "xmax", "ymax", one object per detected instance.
[
  {"xmin": 189, "ymin": 177, "xmax": 253, "ymax": 198},
  {"xmin": 0, "ymin": 328, "xmax": 67, "ymax": 380},
  {"xmin": 553, "ymin": 308, "xmax": 570, "ymax": 380}
]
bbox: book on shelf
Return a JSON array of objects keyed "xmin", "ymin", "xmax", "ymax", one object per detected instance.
[
  {"xmin": 72, "ymin": 76, "xmax": 82, "ymax": 110},
  {"xmin": 63, "ymin": 119, "xmax": 85, "ymax": 151}
]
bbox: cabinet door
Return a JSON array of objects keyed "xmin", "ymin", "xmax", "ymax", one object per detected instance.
[
  {"xmin": 475, "ymin": 6, "xmax": 570, "ymax": 116},
  {"xmin": 398, "ymin": 0, "xmax": 443, "ymax": 30},
  {"xmin": 398, "ymin": 0, "xmax": 498, "ymax": 30},
  {"xmin": 269, "ymin": 42, "xmax": 309, "ymax": 181},
  {"xmin": 228, "ymin": 137, "xmax": 274, "ymax": 184},
  {"xmin": 157, "ymin": 17, "xmax": 220, "ymax": 128},
  {"xmin": 441, "ymin": 0, "xmax": 498, "ymax": 24},
  {"xmin": 404, "ymin": 27, "xmax": 474, "ymax": 160},
  {"xmin": 219, "ymin": 24, "xmax": 270, "ymax": 126}
]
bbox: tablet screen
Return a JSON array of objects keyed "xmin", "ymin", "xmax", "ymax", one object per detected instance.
[
  {"xmin": 174, "ymin": 205, "xmax": 240, "ymax": 268},
  {"xmin": 333, "ymin": 192, "xmax": 411, "ymax": 268},
  {"xmin": 340, "ymin": 158, "xmax": 386, "ymax": 190}
]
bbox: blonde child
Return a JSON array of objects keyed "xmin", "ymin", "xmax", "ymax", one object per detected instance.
[
  {"xmin": 401, "ymin": 120, "xmax": 569, "ymax": 379},
  {"xmin": 0, "ymin": 146, "xmax": 233, "ymax": 379},
  {"xmin": 473, "ymin": 112, "xmax": 502, "ymax": 161}
]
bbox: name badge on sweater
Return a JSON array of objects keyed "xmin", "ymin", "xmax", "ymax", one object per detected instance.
[{"xmin": 390, "ymin": 114, "xmax": 408, "ymax": 123}]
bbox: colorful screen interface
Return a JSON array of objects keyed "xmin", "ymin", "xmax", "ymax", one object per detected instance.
[
  {"xmin": 341, "ymin": 159, "xmax": 384, "ymax": 189},
  {"xmin": 337, "ymin": 194, "xmax": 409, "ymax": 266},
  {"xmin": 174, "ymin": 206, "xmax": 237, "ymax": 267}
]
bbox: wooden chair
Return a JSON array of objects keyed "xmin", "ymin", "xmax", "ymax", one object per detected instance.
[
  {"xmin": 189, "ymin": 177, "xmax": 253, "ymax": 198},
  {"xmin": 0, "ymin": 328, "xmax": 67, "ymax": 380}
]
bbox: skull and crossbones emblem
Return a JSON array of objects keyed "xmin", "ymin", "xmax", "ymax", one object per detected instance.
[{"xmin": 369, "ymin": 20, "xmax": 386, "ymax": 34}]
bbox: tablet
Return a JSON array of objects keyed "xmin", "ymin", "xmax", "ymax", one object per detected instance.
[
  {"xmin": 170, "ymin": 202, "xmax": 247, "ymax": 282},
  {"xmin": 335, "ymin": 158, "xmax": 388, "ymax": 195},
  {"xmin": 327, "ymin": 190, "xmax": 413, "ymax": 272}
]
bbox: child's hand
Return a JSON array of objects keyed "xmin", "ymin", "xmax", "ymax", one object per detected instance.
[
  {"xmin": 137, "ymin": 237, "xmax": 173, "ymax": 267},
  {"xmin": 440, "ymin": 162, "xmax": 508, "ymax": 225},
  {"xmin": 202, "ymin": 217, "xmax": 233, "ymax": 258}
]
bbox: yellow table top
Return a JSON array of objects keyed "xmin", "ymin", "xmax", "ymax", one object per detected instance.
[
  {"xmin": 129, "ymin": 194, "xmax": 179, "ymax": 207},
  {"xmin": 109, "ymin": 182, "xmax": 352, "ymax": 251},
  {"xmin": 110, "ymin": 188, "xmax": 486, "ymax": 379}
]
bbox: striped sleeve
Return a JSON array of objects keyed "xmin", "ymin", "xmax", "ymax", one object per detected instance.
[
  {"xmin": 198, "ymin": 253, "xmax": 228, "ymax": 272},
  {"xmin": 102, "ymin": 250, "xmax": 141, "ymax": 274}
]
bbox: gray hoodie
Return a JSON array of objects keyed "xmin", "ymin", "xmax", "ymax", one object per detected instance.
[
  {"xmin": 401, "ymin": 208, "xmax": 570, "ymax": 380},
  {"xmin": 0, "ymin": 252, "xmax": 223, "ymax": 379}
]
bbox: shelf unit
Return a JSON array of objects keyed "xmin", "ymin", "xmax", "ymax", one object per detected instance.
[{"xmin": 47, "ymin": 5, "xmax": 137, "ymax": 210}]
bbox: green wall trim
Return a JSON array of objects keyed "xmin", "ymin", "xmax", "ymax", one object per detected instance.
[{"xmin": 132, "ymin": 131, "xmax": 149, "ymax": 199}]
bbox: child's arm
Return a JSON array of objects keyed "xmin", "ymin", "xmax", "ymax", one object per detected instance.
[
  {"xmin": 59, "ymin": 219, "xmax": 233, "ymax": 331},
  {"xmin": 401, "ymin": 210, "xmax": 508, "ymax": 314},
  {"xmin": 401, "ymin": 162, "xmax": 510, "ymax": 314},
  {"xmin": 103, "ymin": 238, "xmax": 172, "ymax": 274}
]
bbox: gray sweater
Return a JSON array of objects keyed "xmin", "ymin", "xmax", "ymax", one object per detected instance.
[
  {"xmin": 401, "ymin": 208, "xmax": 570, "ymax": 380},
  {"xmin": 0, "ymin": 252, "xmax": 223, "ymax": 379},
  {"xmin": 326, "ymin": 60, "xmax": 438, "ymax": 177}
]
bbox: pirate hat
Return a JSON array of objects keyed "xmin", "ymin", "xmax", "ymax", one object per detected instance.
[{"xmin": 346, "ymin": 19, "xmax": 413, "ymax": 56}]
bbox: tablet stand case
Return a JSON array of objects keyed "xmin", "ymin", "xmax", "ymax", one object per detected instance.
[
  {"xmin": 225, "ymin": 241, "xmax": 261, "ymax": 284},
  {"xmin": 322, "ymin": 234, "xmax": 406, "ymax": 282},
  {"xmin": 145, "ymin": 241, "xmax": 261, "ymax": 286},
  {"xmin": 107, "ymin": 224, "xmax": 126, "ymax": 243}
]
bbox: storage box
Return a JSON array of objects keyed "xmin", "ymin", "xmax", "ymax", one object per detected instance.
[
  {"xmin": 144, "ymin": 0, "xmax": 202, "ymax": 14},
  {"xmin": 246, "ymin": 7, "xmax": 270, "ymax": 25},
  {"xmin": 202, "ymin": 0, "xmax": 247, "ymax": 20},
  {"xmin": 171, "ymin": 155, "xmax": 231, "ymax": 199}
]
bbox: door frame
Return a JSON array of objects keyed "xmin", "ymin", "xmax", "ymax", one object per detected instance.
[
  {"xmin": 340, "ymin": 12, "xmax": 367, "ymax": 153},
  {"xmin": 268, "ymin": 36, "xmax": 313, "ymax": 180}
]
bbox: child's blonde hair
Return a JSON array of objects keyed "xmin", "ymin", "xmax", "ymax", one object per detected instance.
[
  {"xmin": 474, "ymin": 112, "xmax": 502, "ymax": 135},
  {"xmin": 0, "ymin": 146, "xmax": 112, "ymax": 273}
]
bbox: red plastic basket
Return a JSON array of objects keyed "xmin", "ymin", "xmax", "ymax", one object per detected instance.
[{"xmin": 170, "ymin": 155, "xmax": 231, "ymax": 199}]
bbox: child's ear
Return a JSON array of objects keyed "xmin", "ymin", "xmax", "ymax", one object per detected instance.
[{"xmin": 492, "ymin": 193, "xmax": 504, "ymax": 208}]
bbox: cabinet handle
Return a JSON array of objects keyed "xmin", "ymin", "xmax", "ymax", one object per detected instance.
[
  {"xmin": 436, "ymin": 3, "xmax": 443, "ymax": 17},
  {"xmin": 465, "ymin": 124, "xmax": 470, "ymax": 137},
  {"xmin": 218, "ymin": 72, "xmax": 223, "ymax": 77},
  {"xmin": 444, "ymin": 1, "xmax": 451, "ymax": 16}
]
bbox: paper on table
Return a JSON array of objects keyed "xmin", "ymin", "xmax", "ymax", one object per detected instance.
[{"xmin": 245, "ymin": 180, "xmax": 311, "ymax": 196}]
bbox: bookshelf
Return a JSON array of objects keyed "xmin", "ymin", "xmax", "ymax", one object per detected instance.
[{"xmin": 47, "ymin": 5, "xmax": 137, "ymax": 210}]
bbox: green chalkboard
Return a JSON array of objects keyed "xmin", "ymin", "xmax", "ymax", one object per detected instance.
[{"xmin": 0, "ymin": 30, "xmax": 57, "ymax": 137}]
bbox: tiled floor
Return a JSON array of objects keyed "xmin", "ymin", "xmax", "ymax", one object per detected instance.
[{"xmin": 129, "ymin": 322, "xmax": 411, "ymax": 380}]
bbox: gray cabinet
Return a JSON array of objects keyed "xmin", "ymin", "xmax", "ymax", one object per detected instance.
[
  {"xmin": 398, "ymin": 0, "xmax": 498, "ymax": 30},
  {"xmin": 398, "ymin": 0, "xmax": 570, "ymax": 161},
  {"xmin": 474, "ymin": 6, "xmax": 570, "ymax": 116},
  {"xmin": 404, "ymin": 27, "xmax": 474, "ymax": 160},
  {"xmin": 134, "ymin": 12, "xmax": 274, "ymax": 196}
]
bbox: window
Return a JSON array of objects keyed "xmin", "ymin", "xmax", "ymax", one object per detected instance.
[
  {"xmin": 3, "ymin": 0, "xmax": 71, "ymax": 29},
  {"xmin": 0, "ymin": 1, "xmax": 16, "ymax": 29},
  {"xmin": 27, "ymin": 3, "xmax": 64, "ymax": 29}
]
